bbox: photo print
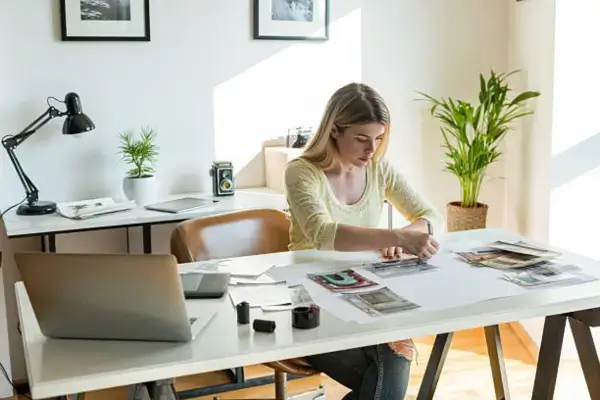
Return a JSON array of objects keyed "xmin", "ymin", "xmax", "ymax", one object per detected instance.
[
  {"xmin": 271, "ymin": 0, "xmax": 314, "ymax": 22},
  {"xmin": 363, "ymin": 258, "xmax": 438, "ymax": 279},
  {"xmin": 254, "ymin": 0, "xmax": 329, "ymax": 41},
  {"xmin": 342, "ymin": 287, "xmax": 420, "ymax": 317},
  {"xmin": 307, "ymin": 269, "xmax": 378, "ymax": 293},
  {"xmin": 60, "ymin": 0, "xmax": 150, "ymax": 41},
  {"xmin": 80, "ymin": 0, "xmax": 132, "ymax": 21}
]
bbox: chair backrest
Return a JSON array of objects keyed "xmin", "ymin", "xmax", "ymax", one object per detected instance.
[{"xmin": 170, "ymin": 208, "xmax": 291, "ymax": 263}]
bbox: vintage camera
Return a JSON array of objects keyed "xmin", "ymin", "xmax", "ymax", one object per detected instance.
[
  {"xmin": 286, "ymin": 126, "xmax": 313, "ymax": 148},
  {"xmin": 209, "ymin": 161, "xmax": 235, "ymax": 197}
]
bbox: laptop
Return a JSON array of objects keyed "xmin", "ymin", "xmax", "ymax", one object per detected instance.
[
  {"xmin": 144, "ymin": 197, "xmax": 219, "ymax": 214},
  {"xmin": 15, "ymin": 252, "xmax": 216, "ymax": 342},
  {"xmin": 181, "ymin": 272, "xmax": 230, "ymax": 299}
]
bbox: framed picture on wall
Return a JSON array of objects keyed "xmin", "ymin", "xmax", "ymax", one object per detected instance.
[
  {"xmin": 60, "ymin": 0, "xmax": 150, "ymax": 41},
  {"xmin": 253, "ymin": 0, "xmax": 330, "ymax": 41}
]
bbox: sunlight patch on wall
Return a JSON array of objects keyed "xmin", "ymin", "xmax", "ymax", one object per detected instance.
[
  {"xmin": 550, "ymin": 0, "xmax": 600, "ymax": 260},
  {"xmin": 213, "ymin": 9, "xmax": 362, "ymax": 187}
]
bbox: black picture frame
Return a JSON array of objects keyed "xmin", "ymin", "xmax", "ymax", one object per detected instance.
[
  {"xmin": 253, "ymin": 0, "xmax": 330, "ymax": 41},
  {"xmin": 60, "ymin": 0, "xmax": 151, "ymax": 42}
]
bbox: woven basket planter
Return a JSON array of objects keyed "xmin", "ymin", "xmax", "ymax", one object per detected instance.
[{"xmin": 446, "ymin": 201, "xmax": 489, "ymax": 232}]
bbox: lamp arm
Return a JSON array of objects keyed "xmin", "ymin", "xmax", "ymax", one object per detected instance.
[
  {"xmin": 3, "ymin": 106, "xmax": 64, "ymax": 148},
  {"xmin": 5, "ymin": 146, "xmax": 39, "ymax": 204},
  {"xmin": 1, "ymin": 106, "xmax": 64, "ymax": 205}
]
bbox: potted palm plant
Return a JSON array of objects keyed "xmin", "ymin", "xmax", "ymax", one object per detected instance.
[
  {"xmin": 417, "ymin": 70, "xmax": 540, "ymax": 232},
  {"xmin": 119, "ymin": 126, "xmax": 159, "ymax": 205}
]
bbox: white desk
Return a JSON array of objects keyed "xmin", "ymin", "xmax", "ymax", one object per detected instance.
[
  {"xmin": 15, "ymin": 229, "xmax": 600, "ymax": 399},
  {"xmin": 3, "ymin": 187, "xmax": 287, "ymax": 253}
]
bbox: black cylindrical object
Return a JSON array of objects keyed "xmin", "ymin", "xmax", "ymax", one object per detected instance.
[
  {"xmin": 236, "ymin": 301, "xmax": 250, "ymax": 325},
  {"xmin": 292, "ymin": 305, "xmax": 321, "ymax": 329},
  {"xmin": 253, "ymin": 319, "xmax": 276, "ymax": 333}
]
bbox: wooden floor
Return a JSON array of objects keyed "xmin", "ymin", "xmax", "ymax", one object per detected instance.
[{"xmin": 16, "ymin": 323, "xmax": 593, "ymax": 399}]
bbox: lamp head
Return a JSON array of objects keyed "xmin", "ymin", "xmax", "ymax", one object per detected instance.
[{"xmin": 62, "ymin": 92, "xmax": 95, "ymax": 135}]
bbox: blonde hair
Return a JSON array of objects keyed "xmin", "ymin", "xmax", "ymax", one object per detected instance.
[{"xmin": 301, "ymin": 83, "xmax": 391, "ymax": 170}]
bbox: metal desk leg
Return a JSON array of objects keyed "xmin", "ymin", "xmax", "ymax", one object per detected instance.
[
  {"xmin": 531, "ymin": 315, "xmax": 567, "ymax": 399},
  {"xmin": 569, "ymin": 317, "xmax": 600, "ymax": 399},
  {"xmin": 49, "ymin": 234, "xmax": 56, "ymax": 252},
  {"xmin": 230, "ymin": 366, "xmax": 245, "ymax": 383},
  {"xmin": 417, "ymin": 332, "xmax": 454, "ymax": 400},
  {"xmin": 484, "ymin": 325, "xmax": 510, "ymax": 399},
  {"xmin": 142, "ymin": 224, "xmax": 152, "ymax": 254},
  {"xmin": 41, "ymin": 233, "xmax": 56, "ymax": 253}
]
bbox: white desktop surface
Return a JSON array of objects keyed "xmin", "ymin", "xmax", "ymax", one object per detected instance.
[
  {"xmin": 15, "ymin": 229, "xmax": 600, "ymax": 399},
  {"xmin": 3, "ymin": 188, "xmax": 286, "ymax": 238}
]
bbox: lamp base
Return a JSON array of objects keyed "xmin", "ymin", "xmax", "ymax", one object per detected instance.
[{"xmin": 17, "ymin": 201, "xmax": 57, "ymax": 216}]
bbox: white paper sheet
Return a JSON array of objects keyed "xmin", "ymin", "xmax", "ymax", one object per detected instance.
[
  {"xmin": 228, "ymin": 283, "xmax": 291, "ymax": 308},
  {"xmin": 179, "ymin": 258, "xmax": 275, "ymax": 277},
  {"xmin": 375, "ymin": 259, "xmax": 527, "ymax": 311},
  {"xmin": 230, "ymin": 275, "xmax": 284, "ymax": 285},
  {"xmin": 268, "ymin": 253, "xmax": 530, "ymax": 324},
  {"xmin": 265, "ymin": 239, "xmax": 597, "ymax": 324}
]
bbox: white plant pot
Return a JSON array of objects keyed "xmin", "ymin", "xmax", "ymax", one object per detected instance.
[{"xmin": 122, "ymin": 176, "xmax": 157, "ymax": 206}]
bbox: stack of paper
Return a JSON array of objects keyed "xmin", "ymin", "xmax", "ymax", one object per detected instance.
[{"xmin": 56, "ymin": 198, "xmax": 136, "ymax": 220}]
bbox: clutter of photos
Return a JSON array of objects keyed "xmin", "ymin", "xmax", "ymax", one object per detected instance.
[
  {"xmin": 229, "ymin": 239, "xmax": 597, "ymax": 323},
  {"xmin": 306, "ymin": 256, "xmax": 434, "ymax": 318},
  {"xmin": 457, "ymin": 240, "xmax": 596, "ymax": 289}
]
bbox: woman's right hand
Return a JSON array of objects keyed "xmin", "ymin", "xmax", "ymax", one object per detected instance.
[{"xmin": 396, "ymin": 228, "xmax": 439, "ymax": 260}]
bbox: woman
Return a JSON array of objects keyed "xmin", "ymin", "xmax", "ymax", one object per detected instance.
[{"xmin": 284, "ymin": 82, "xmax": 444, "ymax": 399}]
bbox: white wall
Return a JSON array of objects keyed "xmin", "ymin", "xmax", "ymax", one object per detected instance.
[
  {"xmin": 363, "ymin": 0, "xmax": 510, "ymax": 230},
  {"xmin": 0, "ymin": 0, "xmax": 511, "ymax": 395}
]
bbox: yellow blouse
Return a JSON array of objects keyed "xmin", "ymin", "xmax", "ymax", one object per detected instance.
[{"xmin": 284, "ymin": 157, "xmax": 444, "ymax": 251}]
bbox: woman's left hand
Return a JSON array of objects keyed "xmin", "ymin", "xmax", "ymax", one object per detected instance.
[{"xmin": 380, "ymin": 246, "xmax": 402, "ymax": 259}]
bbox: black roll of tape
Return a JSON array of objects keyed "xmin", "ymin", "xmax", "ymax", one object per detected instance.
[
  {"xmin": 292, "ymin": 305, "xmax": 320, "ymax": 329},
  {"xmin": 236, "ymin": 301, "xmax": 250, "ymax": 325},
  {"xmin": 253, "ymin": 319, "xmax": 276, "ymax": 333}
]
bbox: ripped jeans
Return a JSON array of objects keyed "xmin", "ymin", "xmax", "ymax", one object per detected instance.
[{"xmin": 306, "ymin": 343, "xmax": 411, "ymax": 400}]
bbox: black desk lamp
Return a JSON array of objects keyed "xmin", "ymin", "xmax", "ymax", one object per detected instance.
[{"xmin": 1, "ymin": 93, "xmax": 95, "ymax": 216}]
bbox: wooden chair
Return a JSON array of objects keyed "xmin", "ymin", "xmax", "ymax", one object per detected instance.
[{"xmin": 170, "ymin": 208, "xmax": 320, "ymax": 400}]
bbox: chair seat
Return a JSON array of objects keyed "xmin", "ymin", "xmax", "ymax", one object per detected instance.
[{"xmin": 264, "ymin": 358, "xmax": 318, "ymax": 376}]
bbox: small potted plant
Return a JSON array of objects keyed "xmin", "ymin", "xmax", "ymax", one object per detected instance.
[
  {"xmin": 118, "ymin": 126, "xmax": 159, "ymax": 205},
  {"xmin": 417, "ymin": 70, "xmax": 540, "ymax": 231}
]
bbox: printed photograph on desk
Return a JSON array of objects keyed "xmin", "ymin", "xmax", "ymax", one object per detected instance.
[
  {"xmin": 456, "ymin": 247, "xmax": 551, "ymax": 269},
  {"xmin": 501, "ymin": 262, "xmax": 597, "ymax": 288},
  {"xmin": 307, "ymin": 269, "xmax": 377, "ymax": 292},
  {"xmin": 342, "ymin": 287, "xmax": 420, "ymax": 317},
  {"xmin": 488, "ymin": 240, "xmax": 561, "ymax": 258},
  {"xmin": 290, "ymin": 284, "xmax": 315, "ymax": 306},
  {"xmin": 363, "ymin": 258, "xmax": 438, "ymax": 278}
]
